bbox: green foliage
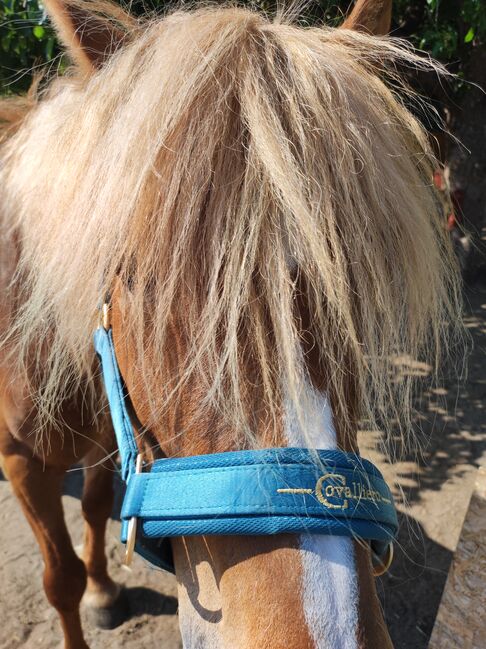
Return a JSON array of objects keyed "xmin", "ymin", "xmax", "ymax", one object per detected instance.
[
  {"xmin": 1, "ymin": 0, "xmax": 485, "ymax": 95},
  {"xmin": 394, "ymin": 0, "xmax": 486, "ymax": 61},
  {"xmin": 0, "ymin": 1, "xmax": 58, "ymax": 93}
]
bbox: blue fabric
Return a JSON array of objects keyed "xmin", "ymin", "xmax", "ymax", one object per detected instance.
[
  {"xmin": 121, "ymin": 448, "xmax": 397, "ymax": 543},
  {"xmin": 94, "ymin": 325, "xmax": 398, "ymax": 569},
  {"xmin": 94, "ymin": 327, "xmax": 139, "ymax": 480}
]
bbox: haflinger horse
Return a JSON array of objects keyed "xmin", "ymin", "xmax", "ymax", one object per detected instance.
[{"xmin": 0, "ymin": 0, "xmax": 462, "ymax": 648}]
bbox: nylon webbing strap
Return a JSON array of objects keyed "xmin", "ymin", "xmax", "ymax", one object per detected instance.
[
  {"xmin": 94, "ymin": 326, "xmax": 138, "ymax": 481},
  {"xmin": 120, "ymin": 448, "xmax": 397, "ymax": 557}
]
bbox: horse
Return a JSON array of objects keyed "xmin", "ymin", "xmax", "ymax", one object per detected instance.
[
  {"xmin": 0, "ymin": 95, "xmax": 126, "ymax": 649},
  {"xmin": 0, "ymin": 1, "xmax": 462, "ymax": 648},
  {"xmin": 0, "ymin": 143, "xmax": 129, "ymax": 645}
]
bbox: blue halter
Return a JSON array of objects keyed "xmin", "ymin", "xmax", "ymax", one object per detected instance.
[{"xmin": 94, "ymin": 324, "xmax": 397, "ymax": 573}]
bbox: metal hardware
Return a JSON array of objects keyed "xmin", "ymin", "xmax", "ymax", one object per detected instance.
[
  {"xmin": 372, "ymin": 542, "xmax": 394, "ymax": 577},
  {"xmin": 102, "ymin": 302, "xmax": 111, "ymax": 331},
  {"xmin": 124, "ymin": 453, "xmax": 144, "ymax": 566}
]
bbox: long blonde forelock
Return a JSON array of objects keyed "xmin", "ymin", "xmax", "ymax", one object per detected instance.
[{"xmin": 2, "ymin": 4, "xmax": 461, "ymax": 444}]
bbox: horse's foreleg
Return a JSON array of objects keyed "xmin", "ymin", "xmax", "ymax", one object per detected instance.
[
  {"xmin": 1, "ymin": 435, "xmax": 89, "ymax": 649},
  {"xmin": 81, "ymin": 442, "xmax": 127, "ymax": 628}
]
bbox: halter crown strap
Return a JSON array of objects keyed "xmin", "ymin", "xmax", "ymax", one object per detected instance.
[
  {"xmin": 94, "ymin": 326, "xmax": 138, "ymax": 481},
  {"xmin": 94, "ymin": 323, "xmax": 398, "ymax": 569}
]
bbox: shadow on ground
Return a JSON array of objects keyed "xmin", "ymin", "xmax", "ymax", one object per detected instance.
[
  {"xmin": 375, "ymin": 282, "xmax": 486, "ymax": 648},
  {"xmin": 378, "ymin": 511, "xmax": 452, "ymax": 649},
  {"xmin": 381, "ymin": 283, "xmax": 486, "ymax": 503}
]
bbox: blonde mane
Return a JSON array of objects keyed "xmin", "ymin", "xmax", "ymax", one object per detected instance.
[
  {"xmin": 1, "ymin": 4, "xmax": 462, "ymax": 444},
  {"xmin": 0, "ymin": 94, "xmax": 35, "ymax": 142}
]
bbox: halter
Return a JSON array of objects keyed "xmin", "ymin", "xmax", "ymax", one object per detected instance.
[{"xmin": 94, "ymin": 309, "xmax": 397, "ymax": 576}]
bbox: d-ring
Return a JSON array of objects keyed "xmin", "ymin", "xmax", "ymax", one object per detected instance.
[{"xmin": 372, "ymin": 543, "xmax": 394, "ymax": 577}]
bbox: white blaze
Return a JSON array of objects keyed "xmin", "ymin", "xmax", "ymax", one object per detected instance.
[{"xmin": 285, "ymin": 381, "xmax": 359, "ymax": 649}]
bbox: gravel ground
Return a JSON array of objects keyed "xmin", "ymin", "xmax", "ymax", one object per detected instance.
[{"xmin": 1, "ymin": 284, "xmax": 485, "ymax": 649}]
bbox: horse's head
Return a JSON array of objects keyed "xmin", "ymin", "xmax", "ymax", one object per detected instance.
[{"xmin": 3, "ymin": 1, "xmax": 462, "ymax": 646}]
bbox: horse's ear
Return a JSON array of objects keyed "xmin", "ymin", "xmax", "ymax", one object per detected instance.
[
  {"xmin": 43, "ymin": 0, "xmax": 136, "ymax": 73},
  {"xmin": 341, "ymin": 0, "xmax": 392, "ymax": 36}
]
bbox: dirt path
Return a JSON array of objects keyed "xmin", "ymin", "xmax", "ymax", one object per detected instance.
[
  {"xmin": 368, "ymin": 281, "xmax": 486, "ymax": 648},
  {"xmin": 1, "ymin": 284, "xmax": 485, "ymax": 649}
]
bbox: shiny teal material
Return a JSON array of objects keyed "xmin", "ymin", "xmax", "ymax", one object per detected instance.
[{"xmin": 94, "ymin": 325, "xmax": 398, "ymax": 569}]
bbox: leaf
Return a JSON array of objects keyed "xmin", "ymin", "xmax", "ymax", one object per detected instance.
[
  {"xmin": 464, "ymin": 28, "xmax": 474, "ymax": 43},
  {"xmin": 33, "ymin": 25, "xmax": 45, "ymax": 39}
]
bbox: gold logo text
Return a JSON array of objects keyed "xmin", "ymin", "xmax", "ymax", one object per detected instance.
[{"xmin": 277, "ymin": 473, "xmax": 391, "ymax": 510}]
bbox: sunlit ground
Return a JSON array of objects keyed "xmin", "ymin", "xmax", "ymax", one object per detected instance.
[{"xmin": 360, "ymin": 282, "xmax": 486, "ymax": 649}]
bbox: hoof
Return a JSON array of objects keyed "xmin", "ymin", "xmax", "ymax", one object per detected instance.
[{"xmin": 84, "ymin": 588, "xmax": 130, "ymax": 630}]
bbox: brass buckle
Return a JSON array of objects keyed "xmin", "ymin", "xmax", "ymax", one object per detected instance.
[
  {"xmin": 372, "ymin": 542, "xmax": 394, "ymax": 578},
  {"xmin": 101, "ymin": 303, "xmax": 111, "ymax": 331},
  {"xmin": 124, "ymin": 453, "xmax": 144, "ymax": 566}
]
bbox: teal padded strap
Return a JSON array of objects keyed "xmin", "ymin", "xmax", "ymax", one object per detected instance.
[{"xmin": 120, "ymin": 448, "xmax": 397, "ymax": 554}]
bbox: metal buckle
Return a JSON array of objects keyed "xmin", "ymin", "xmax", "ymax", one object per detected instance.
[
  {"xmin": 372, "ymin": 542, "xmax": 394, "ymax": 577},
  {"xmin": 101, "ymin": 302, "xmax": 111, "ymax": 331},
  {"xmin": 124, "ymin": 453, "xmax": 144, "ymax": 566}
]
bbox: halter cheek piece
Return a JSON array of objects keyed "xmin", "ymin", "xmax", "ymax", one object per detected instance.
[{"xmin": 94, "ymin": 317, "xmax": 397, "ymax": 576}]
